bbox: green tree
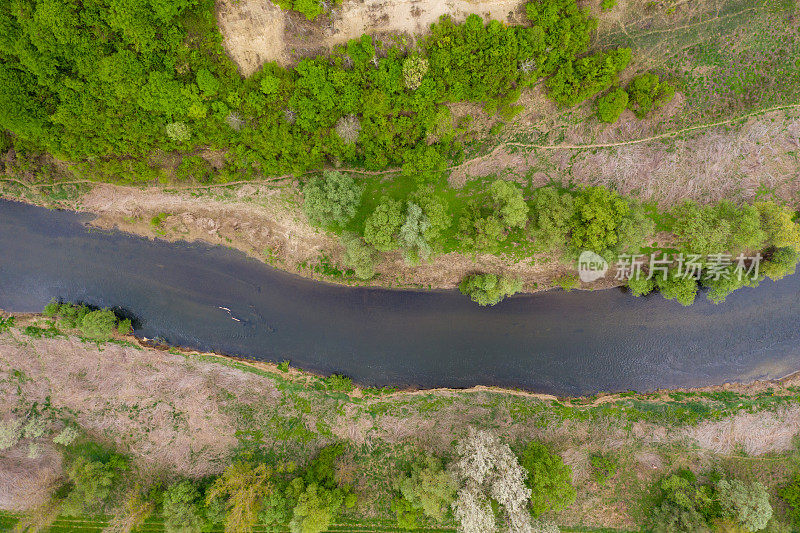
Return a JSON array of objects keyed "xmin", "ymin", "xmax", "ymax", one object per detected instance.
[
  {"xmin": 363, "ymin": 198, "xmax": 404, "ymax": 252},
  {"xmin": 163, "ymin": 480, "xmax": 207, "ymax": 533},
  {"xmin": 530, "ymin": 187, "xmax": 575, "ymax": 250},
  {"xmin": 393, "ymin": 455, "xmax": 456, "ymax": 528},
  {"xmin": 779, "ymin": 474, "xmax": 800, "ymax": 528},
  {"xmin": 518, "ymin": 441, "xmax": 575, "ymax": 517},
  {"xmin": 757, "ymin": 202, "xmax": 800, "ymax": 251},
  {"xmin": 79, "ymin": 309, "xmax": 118, "ymax": 341},
  {"xmin": 596, "ymin": 88, "xmax": 628, "ymax": 123},
  {"xmin": 626, "ymin": 73, "xmax": 675, "ymax": 118},
  {"xmin": 716, "ymin": 479, "xmax": 772, "ymax": 532},
  {"xmin": 656, "ymin": 269, "xmax": 698, "ymax": 306},
  {"xmin": 398, "ymin": 202, "xmax": 432, "ymax": 262},
  {"xmin": 205, "ymin": 462, "xmax": 275, "ymax": 533},
  {"xmin": 570, "ymin": 186, "xmax": 631, "ymax": 255},
  {"xmin": 459, "ymin": 273, "xmax": 523, "ymax": 306},
  {"xmin": 302, "ymin": 171, "xmax": 363, "ymax": 227},
  {"xmin": 62, "ymin": 454, "xmax": 129, "ymax": 516},
  {"xmin": 490, "ymin": 180, "xmax": 528, "ymax": 229},
  {"xmin": 762, "ymin": 247, "xmax": 800, "ymax": 280}
]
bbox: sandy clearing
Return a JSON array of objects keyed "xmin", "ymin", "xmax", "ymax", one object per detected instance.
[
  {"xmin": 328, "ymin": 0, "xmax": 524, "ymax": 46},
  {"xmin": 216, "ymin": 0, "xmax": 288, "ymax": 74}
]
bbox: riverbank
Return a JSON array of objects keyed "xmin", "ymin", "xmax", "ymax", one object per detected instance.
[
  {"xmin": 2, "ymin": 313, "xmax": 800, "ymax": 530},
  {"xmin": 0, "ymin": 179, "xmax": 614, "ymax": 294}
]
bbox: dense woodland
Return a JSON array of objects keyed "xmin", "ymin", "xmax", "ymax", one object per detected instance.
[{"xmin": 1, "ymin": 0, "xmax": 799, "ymax": 305}]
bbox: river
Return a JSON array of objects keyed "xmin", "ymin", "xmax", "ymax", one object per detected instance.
[{"xmin": 2, "ymin": 199, "xmax": 800, "ymax": 396}]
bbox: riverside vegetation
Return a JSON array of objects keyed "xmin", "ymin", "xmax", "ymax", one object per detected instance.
[
  {"xmin": 3, "ymin": 0, "xmax": 798, "ymax": 305},
  {"xmin": 5, "ymin": 314, "xmax": 800, "ymax": 532}
]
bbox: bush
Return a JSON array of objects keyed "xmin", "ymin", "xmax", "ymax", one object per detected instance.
[
  {"xmin": 518, "ymin": 441, "xmax": 575, "ymax": 517},
  {"xmin": 53, "ymin": 426, "xmax": 80, "ymax": 447},
  {"xmin": 341, "ymin": 234, "xmax": 376, "ymax": 280},
  {"xmin": 0, "ymin": 419, "xmax": 22, "ymax": 450},
  {"xmin": 459, "ymin": 273, "xmax": 523, "ymax": 306},
  {"xmin": 596, "ymin": 87, "xmax": 628, "ymax": 123},
  {"xmin": 302, "ymin": 171, "xmax": 363, "ymax": 228},
  {"xmin": 779, "ymin": 474, "xmax": 800, "ymax": 528},
  {"xmin": 628, "ymin": 275, "xmax": 656, "ymax": 297},
  {"xmin": 762, "ymin": 247, "xmax": 800, "ymax": 280},
  {"xmin": 626, "ymin": 73, "xmax": 675, "ymax": 118},
  {"xmin": 402, "ymin": 55, "xmax": 429, "ymax": 90},
  {"xmin": 79, "ymin": 309, "xmax": 118, "ymax": 341},
  {"xmin": 589, "ymin": 454, "xmax": 618, "ymax": 485},
  {"xmin": 547, "ymin": 48, "xmax": 632, "ymax": 107},
  {"xmin": 398, "ymin": 202, "xmax": 432, "ymax": 262}
]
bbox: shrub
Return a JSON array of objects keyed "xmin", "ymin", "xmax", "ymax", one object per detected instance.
[
  {"xmin": 302, "ymin": 171, "xmax": 363, "ymax": 227},
  {"xmin": 341, "ymin": 234, "xmax": 376, "ymax": 280},
  {"xmin": 547, "ymin": 48, "xmax": 632, "ymax": 107},
  {"xmin": 43, "ymin": 298, "xmax": 61, "ymax": 317},
  {"xmin": 0, "ymin": 419, "xmax": 22, "ymax": 450},
  {"xmin": 519, "ymin": 441, "xmax": 575, "ymax": 517},
  {"xmin": 402, "ymin": 55, "xmax": 429, "ymax": 90},
  {"xmin": 334, "ymin": 114, "xmax": 361, "ymax": 144},
  {"xmin": 779, "ymin": 474, "xmax": 800, "ymax": 528},
  {"xmin": 555, "ymin": 273, "xmax": 580, "ymax": 291},
  {"xmin": 325, "ymin": 374, "xmax": 354, "ymax": 392},
  {"xmin": 165, "ymin": 122, "xmax": 191, "ymax": 143},
  {"xmin": 117, "ymin": 318, "xmax": 133, "ymax": 335},
  {"xmin": 23, "ymin": 415, "xmax": 47, "ymax": 439},
  {"xmin": 627, "ymin": 73, "xmax": 675, "ymax": 118},
  {"xmin": 589, "ymin": 454, "xmax": 618, "ymax": 485},
  {"xmin": 53, "ymin": 426, "xmax": 80, "ymax": 446},
  {"xmin": 596, "ymin": 87, "xmax": 628, "ymax": 123},
  {"xmin": 459, "ymin": 273, "xmax": 522, "ymax": 306},
  {"xmin": 762, "ymin": 247, "xmax": 800, "ymax": 280},
  {"xmin": 79, "ymin": 309, "xmax": 118, "ymax": 341},
  {"xmin": 628, "ymin": 275, "xmax": 656, "ymax": 296},
  {"xmin": 601, "ymin": 0, "xmax": 617, "ymax": 10}
]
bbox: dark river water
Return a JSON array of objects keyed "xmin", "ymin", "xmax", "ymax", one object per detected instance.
[{"xmin": 2, "ymin": 199, "xmax": 800, "ymax": 396}]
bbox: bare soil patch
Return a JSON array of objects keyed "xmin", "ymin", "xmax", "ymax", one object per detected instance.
[{"xmin": 216, "ymin": 0, "xmax": 288, "ymax": 74}]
